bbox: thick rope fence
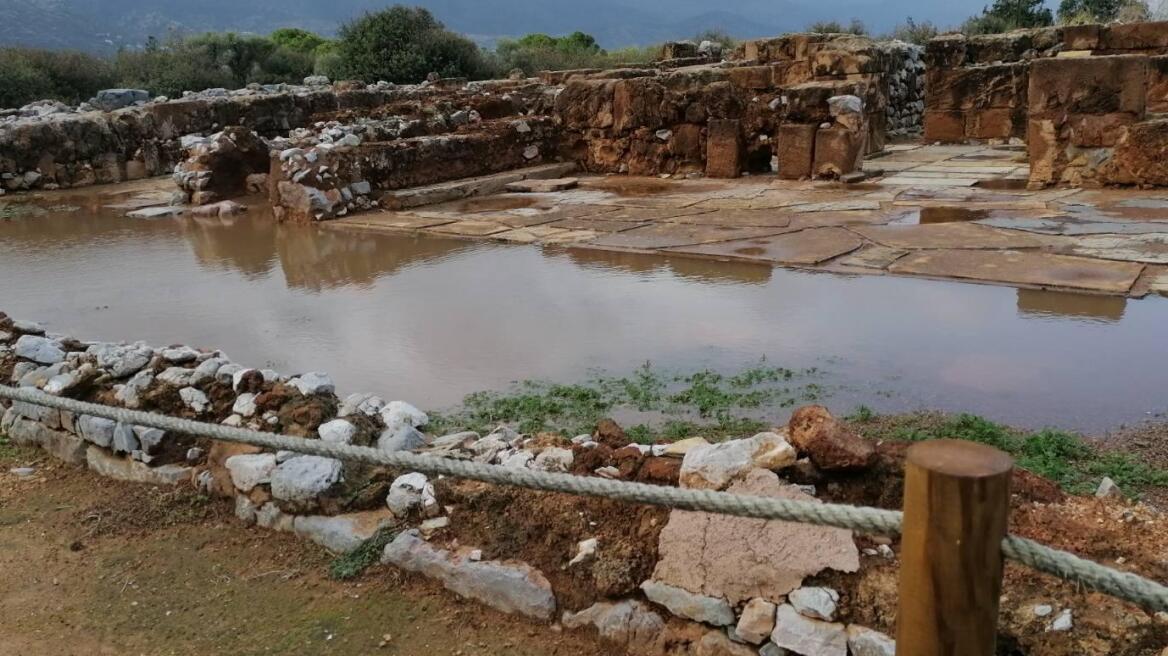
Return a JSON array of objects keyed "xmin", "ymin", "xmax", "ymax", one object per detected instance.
[{"xmin": 2, "ymin": 385, "xmax": 1166, "ymax": 613}]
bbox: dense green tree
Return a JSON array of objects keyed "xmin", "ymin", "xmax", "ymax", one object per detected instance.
[
  {"xmin": 0, "ymin": 48, "xmax": 117, "ymax": 108},
  {"xmin": 963, "ymin": 0, "xmax": 1053, "ymax": 34},
  {"xmin": 270, "ymin": 27, "xmax": 329, "ymax": 54},
  {"xmin": 335, "ymin": 6, "xmax": 489, "ymax": 84}
]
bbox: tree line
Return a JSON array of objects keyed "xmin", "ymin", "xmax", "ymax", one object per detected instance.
[{"xmin": 0, "ymin": 1, "xmax": 1160, "ymax": 110}]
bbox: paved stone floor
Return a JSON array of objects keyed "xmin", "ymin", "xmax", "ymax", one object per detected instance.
[{"xmin": 325, "ymin": 143, "xmax": 1168, "ymax": 297}]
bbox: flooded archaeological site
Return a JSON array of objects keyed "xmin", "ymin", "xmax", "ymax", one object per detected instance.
[{"xmin": 4, "ymin": 189, "xmax": 1168, "ymax": 433}]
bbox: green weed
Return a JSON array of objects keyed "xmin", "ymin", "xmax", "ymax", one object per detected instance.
[{"xmin": 329, "ymin": 527, "xmax": 400, "ymax": 581}]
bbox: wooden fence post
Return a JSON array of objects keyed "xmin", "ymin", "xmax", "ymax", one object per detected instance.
[{"xmin": 896, "ymin": 439, "xmax": 1014, "ymax": 655}]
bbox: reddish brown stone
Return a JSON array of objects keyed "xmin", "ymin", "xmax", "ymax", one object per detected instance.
[
  {"xmin": 812, "ymin": 127, "xmax": 863, "ymax": 179},
  {"xmin": 787, "ymin": 405, "xmax": 876, "ymax": 471},
  {"xmin": 669, "ymin": 123, "xmax": 704, "ymax": 163},
  {"xmin": 1063, "ymin": 24, "xmax": 1101, "ymax": 52},
  {"xmin": 727, "ymin": 66, "xmax": 774, "ymax": 90},
  {"xmin": 1098, "ymin": 119, "xmax": 1168, "ymax": 186},
  {"xmin": 1029, "ymin": 56, "xmax": 1147, "ymax": 118},
  {"xmin": 1147, "ymin": 56, "xmax": 1168, "ymax": 113},
  {"xmin": 1067, "ymin": 112, "xmax": 1139, "ymax": 147},
  {"xmin": 705, "ymin": 118, "xmax": 742, "ymax": 178},
  {"xmin": 967, "ymin": 108, "xmax": 1015, "ymax": 139},
  {"xmin": 776, "ymin": 123, "xmax": 816, "ymax": 180},
  {"xmin": 923, "ymin": 109, "xmax": 967, "ymax": 142},
  {"xmin": 613, "ymin": 78, "xmax": 667, "ymax": 133},
  {"xmin": 637, "ymin": 457, "xmax": 682, "ymax": 485},
  {"xmin": 594, "ymin": 418, "xmax": 628, "ymax": 448},
  {"xmin": 1099, "ymin": 21, "xmax": 1168, "ymax": 51}
]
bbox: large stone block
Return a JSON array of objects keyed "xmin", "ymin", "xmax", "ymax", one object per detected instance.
[
  {"xmin": 705, "ymin": 118, "xmax": 742, "ymax": 178},
  {"xmin": 612, "ymin": 78, "xmax": 668, "ymax": 133},
  {"xmin": 813, "ymin": 127, "xmax": 863, "ymax": 178},
  {"xmin": 1099, "ymin": 21, "xmax": 1168, "ymax": 51},
  {"xmin": 555, "ymin": 80, "xmax": 616, "ymax": 129},
  {"xmin": 967, "ymin": 108, "xmax": 1016, "ymax": 139},
  {"xmin": 1029, "ymin": 56, "xmax": 1147, "ymax": 117},
  {"xmin": 777, "ymin": 123, "xmax": 817, "ymax": 180},
  {"xmin": 923, "ymin": 109, "xmax": 967, "ymax": 142},
  {"xmin": 1067, "ymin": 112, "xmax": 1140, "ymax": 147},
  {"xmin": 1147, "ymin": 56, "xmax": 1168, "ymax": 113},
  {"xmin": 727, "ymin": 66, "xmax": 774, "ymax": 90},
  {"xmin": 1098, "ymin": 118, "xmax": 1168, "ymax": 185},
  {"xmin": 812, "ymin": 50, "xmax": 880, "ymax": 77},
  {"xmin": 925, "ymin": 63, "xmax": 1027, "ymax": 111},
  {"xmin": 1063, "ymin": 24, "xmax": 1101, "ymax": 51}
]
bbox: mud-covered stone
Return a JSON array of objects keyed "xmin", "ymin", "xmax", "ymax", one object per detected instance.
[
  {"xmin": 640, "ymin": 579, "xmax": 735, "ymax": 626},
  {"xmin": 562, "ymin": 600, "xmax": 667, "ymax": 656},
  {"xmin": 706, "ymin": 119, "xmax": 742, "ymax": 178},
  {"xmin": 787, "ymin": 405, "xmax": 876, "ymax": 470},
  {"xmin": 771, "ymin": 603, "xmax": 847, "ymax": 656}
]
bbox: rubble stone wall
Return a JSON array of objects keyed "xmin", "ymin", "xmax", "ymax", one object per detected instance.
[{"xmin": 0, "ymin": 311, "xmax": 897, "ymax": 656}]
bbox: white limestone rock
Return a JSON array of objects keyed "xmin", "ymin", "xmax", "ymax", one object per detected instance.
[
  {"xmin": 270, "ymin": 455, "xmax": 343, "ymax": 505},
  {"xmin": 226, "ymin": 453, "xmax": 278, "ymax": 492},
  {"xmin": 380, "ymin": 400, "xmax": 428, "ymax": 431},
  {"xmin": 680, "ymin": 432, "xmax": 796, "ymax": 490},
  {"xmin": 289, "ymin": 371, "xmax": 334, "ymax": 395},
  {"xmin": 77, "ymin": 415, "xmax": 116, "ymax": 448},
  {"xmin": 640, "ymin": 580, "xmax": 735, "ymax": 626},
  {"xmin": 115, "ymin": 370, "xmax": 154, "ymax": 408},
  {"xmin": 161, "ymin": 346, "xmax": 199, "ymax": 364},
  {"xmin": 533, "ymin": 447, "xmax": 573, "ymax": 472},
  {"xmin": 770, "ymin": 604, "xmax": 846, "ymax": 656},
  {"xmin": 386, "ymin": 472, "xmax": 437, "ymax": 517},
  {"xmin": 378, "ymin": 424, "xmax": 426, "ymax": 452},
  {"xmin": 15, "ymin": 335, "xmax": 65, "ymax": 364},
  {"xmin": 111, "ymin": 422, "xmax": 140, "ymax": 453},
  {"xmin": 846, "ymin": 625, "xmax": 896, "ymax": 656},
  {"xmin": 789, "ymin": 586, "xmax": 839, "ymax": 621},
  {"xmin": 179, "ymin": 387, "xmax": 210, "ymax": 414},
  {"xmin": 318, "ymin": 418, "xmax": 357, "ymax": 444},
  {"xmin": 1049, "ymin": 609, "xmax": 1073, "ymax": 632},
  {"xmin": 339, "ymin": 392, "xmax": 386, "ymax": 417},
  {"xmin": 232, "ymin": 393, "xmax": 258, "ymax": 417},
  {"xmin": 562, "ymin": 600, "xmax": 666, "ymax": 655},
  {"xmin": 736, "ymin": 598, "xmax": 778, "ymax": 644}
]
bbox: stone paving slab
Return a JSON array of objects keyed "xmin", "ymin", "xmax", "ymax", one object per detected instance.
[
  {"xmin": 329, "ymin": 212, "xmax": 455, "ymax": 232},
  {"xmin": 878, "ymin": 176, "xmax": 981, "ymax": 187},
  {"xmin": 661, "ymin": 208, "xmax": 794, "ymax": 228},
  {"xmin": 835, "ymin": 245, "xmax": 910, "ymax": 269},
  {"xmin": 791, "ymin": 200, "xmax": 882, "ymax": 213},
  {"xmin": 854, "ymin": 223, "xmax": 1045, "ymax": 250},
  {"xmin": 664, "ymin": 227, "xmax": 864, "ymax": 265},
  {"xmin": 426, "ymin": 220, "xmax": 511, "ymax": 237},
  {"xmin": 906, "ymin": 165, "xmax": 1018, "ymax": 175},
  {"xmin": 546, "ymin": 217, "xmax": 648, "ymax": 232},
  {"xmin": 492, "ymin": 225, "xmax": 574, "ymax": 244},
  {"xmin": 582, "ymin": 206, "xmax": 714, "ymax": 222},
  {"xmin": 1065, "ymin": 233, "xmax": 1168, "ymax": 264},
  {"xmin": 978, "ymin": 217, "xmax": 1168, "ymax": 236},
  {"xmin": 890, "ymin": 250, "xmax": 1144, "ymax": 293},
  {"xmin": 588, "ymin": 224, "xmax": 790, "ymax": 250}
]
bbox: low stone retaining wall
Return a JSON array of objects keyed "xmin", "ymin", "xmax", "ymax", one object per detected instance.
[{"xmin": 0, "ymin": 310, "xmax": 901, "ymax": 655}]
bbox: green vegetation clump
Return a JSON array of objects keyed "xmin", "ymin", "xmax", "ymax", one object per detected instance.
[
  {"xmin": 860, "ymin": 413, "xmax": 1168, "ymax": 496},
  {"xmin": 334, "ymin": 6, "xmax": 491, "ymax": 84},
  {"xmin": 329, "ymin": 527, "xmax": 401, "ymax": 580},
  {"xmin": 427, "ymin": 363, "xmax": 824, "ymax": 442},
  {"xmin": 0, "ymin": 47, "xmax": 116, "ymax": 108},
  {"xmin": 962, "ymin": 0, "xmax": 1053, "ymax": 35},
  {"xmin": 806, "ymin": 19, "xmax": 869, "ymax": 35}
]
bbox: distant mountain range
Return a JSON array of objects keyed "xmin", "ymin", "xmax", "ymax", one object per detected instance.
[{"xmin": 0, "ymin": 0, "xmax": 988, "ymax": 52}]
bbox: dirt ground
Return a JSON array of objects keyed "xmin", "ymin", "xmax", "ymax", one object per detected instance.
[{"xmin": 0, "ymin": 445, "xmax": 604, "ymax": 656}]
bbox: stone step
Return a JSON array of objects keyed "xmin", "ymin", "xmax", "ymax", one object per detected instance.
[{"xmin": 380, "ymin": 162, "xmax": 578, "ymax": 210}]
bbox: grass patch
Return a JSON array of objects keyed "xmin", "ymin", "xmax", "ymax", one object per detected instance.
[
  {"xmin": 859, "ymin": 412, "xmax": 1168, "ymax": 496},
  {"xmin": 328, "ymin": 526, "xmax": 400, "ymax": 581},
  {"xmin": 0, "ymin": 432, "xmax": 17, "ymax": 460},
  {"xmin": 427, "ymin": 363, "xmax": 823, "ymax": 442}
]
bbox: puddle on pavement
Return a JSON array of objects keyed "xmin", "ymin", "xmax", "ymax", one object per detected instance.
[
  {"xmin": 445, "ymin": 195, "xmax": 542, "ymax": 213},
  {"xmin": 579, "ymin": 177, "xmax": 720, "ymax": 197},
  {"xmin": 4, "ymin": 196, "xmax": 1168, "ymax": 432},
  {"xmin": 975, "ymin": 178, "xmax": 1029, "ymax": 191},
  {"xmin": 890, "ymin": 206, "xmax": 991, "ymax": 224}
]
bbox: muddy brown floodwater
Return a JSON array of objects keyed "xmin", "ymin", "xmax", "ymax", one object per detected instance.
[{"xmin": 3, "ymin": 198, "xmax": 1168, "ymax": 433}]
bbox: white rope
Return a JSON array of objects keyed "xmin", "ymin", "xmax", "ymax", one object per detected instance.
[{"xmin": 2, "ymin": 385, "xmax": 1166, "ymax": 612}]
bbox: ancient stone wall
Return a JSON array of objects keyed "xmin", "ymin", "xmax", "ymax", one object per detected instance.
[
  {"xmin": 924, "ymin": 22, "xmax": 1168, "ymax": 144},
  {"xmin": 555, "ymin": 34, "xmax": 923, "ymax": 180}
]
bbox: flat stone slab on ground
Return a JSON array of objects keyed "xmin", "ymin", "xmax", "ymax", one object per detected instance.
[
  {"xmin": 426, "ymin": 220, "xmax": 512, "ymax": 237},
  {"xmin": 663, "ymin": 208, "xmax": 795, "ymax": 228},
  {"xmin": 854, "ymin": 223, "xmax": 1044, "ymax": 250},
  {"xmin": 580, "ymin": 206, "xmax": 714, "ymax": 223},
  {"xmin": 651, "ymin": 469, "xmax": 859, "ymax": 605},
  {"xmin": 836, "ymin": 245, "xmax": 909, "ymax": 269},
  {"xmin": 890, "ymin": 250, "xmax": 1144, "ymax": 294},
  {"xmin": 877, "ymin": 176, "xmax": 981, "ymax": 187},
  {"xmin": 505, "ymin": 177, "xmax": 579, "ymax": 193},
  {"xmin": 588, "ymin": 224, "xmax": 787, "ymax": 250},
  {"xmin": 666, "ymin": 227, "xmax": 863, "ymax": 265},
  {"xmin": 327, "ymin": 212, "xmax": 455, "ymax": 232},
  {"xmin": 1065, "ymin": 233, "xmax": 1168, "ymax": 264},
  {"xmin": 978, "ymin": 217, "xmax": 1168, "ymax": 236},
  {"xmin": 546, "ymin": 217, "xmax": 648, "ymax": 233}
]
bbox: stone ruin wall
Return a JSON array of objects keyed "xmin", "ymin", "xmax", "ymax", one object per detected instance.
[{"xmin": 0, "ymin": 32, "xmax": 928, "ymax": 204}]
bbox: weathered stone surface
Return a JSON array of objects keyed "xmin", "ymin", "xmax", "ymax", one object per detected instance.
[
  {"xmin": 386, "ymin": 471, "xmax": 437, "ymax": 517},
  {"xmin": 533, "ymin": 447, "xmax": 574, "ymax": 471},
  {"xmin": 788, "ymin": 586, "xmax": 839, "ymax": 621},
  {"xmin": 290, "ymin": 372, "xmax": 335, "ymax": 395},
  {"xmin": 640, "ymin": 579, "xmax": 735, "ymax": 626},
  {"xmin": 813, "ymin": 126, "xmax": 863, "ymax": 179},
  {"xmin": 5, "ymin": 416, "xmax": 87, "ymax": 464},
  {"xmin": 787, "ymin": 406, "xmax": 876, "ymax": 471},
  {"xmin": 14, "ymin": 335, "xmax": 65, "ymax": 364},
  {"xmin": 679, "ymin": 432, "xmax": 796, "ymax": 490},
  {"xmin": 770, "ymin": 604, "xmax": 846, "ymax": 656},
  {"xmin": 270, "ymin": 455, "xmax": 343, "ymax": 506},
  {"xmin": 846, "ymin": 625, "xmax": 896, "ymax": 656},
  {"xmin": 651, "ymin": 469, "xmax": 859, "ymax": 605},
  {"xmin": 292, "ymin": 509, "xmax": 394, "ymax": 553},
  {"xmin": 380, "ymin": 400, "xmax": 429, "ymax": 431},
  {"xmin": 87, "ymin": 342, "xmax": 153, "ymax": 377},
  {"xmin": 737, "ymin": 598, "xmax": 778, "ymax": 645},
  {"xmin": 777, "ymin": 123, "xmax": 816, "ymax": 180},
  {"xmin": 562, "ymin": 600, "xmax": 667, "ymax": 656},
  {"xmin": 318, "ymin": 418, "xmax": 357, "ymax": 444},
  {"xmin": 382, "ymin": 530, "xmax": 556, "ymax": 620},
  {"xmin": 86, "ymin": 446, "xmax": 191, "ymax": 485},
  {"xmin": 226, "ymin": 453, "xmax": 278, "ymax": 492},
  {"xmin": 378, "ymin": 424, "xmax": 427, "ymax": 452},
  {"xmin": 706, "ymin": 119, "xmax": 742, "ymax": 179},
  {"xmin": 697, "ymin": 630, "xmax": 759, "ymax": 656},
  {"xmin": 77, "ymin": 415, "xmax": 116, "ymax": 448}
]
